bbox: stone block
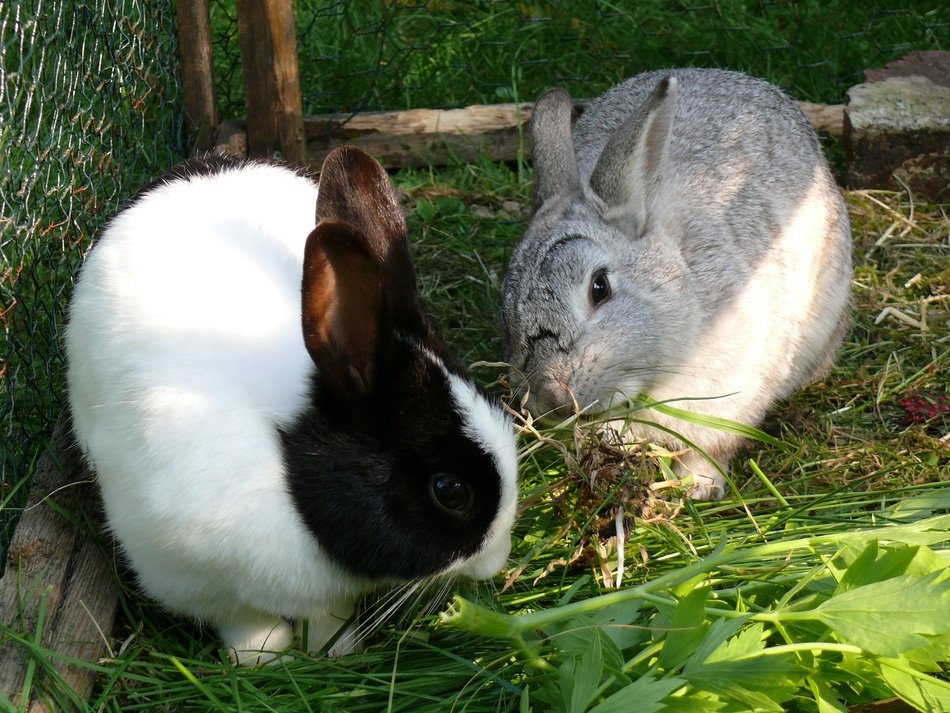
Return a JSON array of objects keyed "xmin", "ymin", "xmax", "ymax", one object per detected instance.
[{"xmin": 844, "ymin": 51, "xmax": 950, "ymax": 201}]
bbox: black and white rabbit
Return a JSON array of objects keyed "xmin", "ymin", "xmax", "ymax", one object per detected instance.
[
  {"xmin": 502, "ymin": 69, "xmax": 852, "ymax": 499},
  {"xmin": 66, "ymin": 147, "xmax": 518, "ymax": 664}
]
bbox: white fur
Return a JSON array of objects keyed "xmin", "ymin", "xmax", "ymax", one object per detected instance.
[
  {"xmin": 68, "ymin": 163, "xmax": 368, "ymax": 660},
  {"xmin": 445, "ymin": 370, "xmax": 519, "ymax": 578}
]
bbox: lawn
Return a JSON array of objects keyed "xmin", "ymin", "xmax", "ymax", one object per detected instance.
[
  {"xmin": 6, "ymin": 156, "xmax": 947, "ymax": 711},
  {"xmin": 2, "ymin": 0, "xmax": 948, "ymax": 710}
]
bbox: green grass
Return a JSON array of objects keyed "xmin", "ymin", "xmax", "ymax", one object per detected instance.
[
  {"xmin": 4, "ymin": 156, "xmax": 946, "ymax": 711},
  {"xmin": 211, "ymin": 0, "xmax": 949, "ymax": 116},
  {"xmin": 3, "ymin": 1, "xmax": 948, "ymax": 709}
]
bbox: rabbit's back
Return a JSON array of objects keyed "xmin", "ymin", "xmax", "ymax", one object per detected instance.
[
  {"xmin": 576, "ymin": 69, "xmax": 850, "ymax": 359},
  {"xmin": 66, "ymin": 160, "xmax": 339, "ymax": 618},
  {"xmin": 69, "ymin": 161, "xmax": 317, "ymax": 430},
  {"xmin": 575, "ymin": 69, "xmax": 820, "ymax": 178}
]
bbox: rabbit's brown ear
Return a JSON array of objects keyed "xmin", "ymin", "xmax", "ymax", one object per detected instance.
[
  {"xmin": 530, "ymin": 87, "xmax": 581, "ymax": 210},
  {"xmin": 314, "ymin": 146, "xmax": 406, "ymax": 264},
  {"xmin": 303, "ymin": 148, "xmax": 441, "ymax": 395},
  {"xmin": 590, "ymin": 75, "xmax": 677, "ymax": 232},
  {"xmin": 301, "ymin": 221, "xmax": 382, "ymax": 396}
]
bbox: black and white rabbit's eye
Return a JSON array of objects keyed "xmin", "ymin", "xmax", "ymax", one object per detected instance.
[
  {"xmin": 590, "ymin": 270, "xmax": 611, "ymax": 307},
  {"xmin": 430, "ymin": 473, "xmax": 474, "ymax": 515}
]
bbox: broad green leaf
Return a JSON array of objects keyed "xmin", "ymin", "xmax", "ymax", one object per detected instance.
[
  {"xmin": 902, "ymin": 632, "xmax": 950, "ymax": 670},
  {"xmin": 587, "ymin": 673, "xmax": 684, "ymax": 713},
  {"xmin": 830, "ymin": 542, "xmax": 950, "ymax": 593},
  {"xmin": 806, "ymin": 674, "xmax": 849, "ymax": 713},
  {"xmin": 434, "ymin": 196, "xmax": 465, "ymax": 215},
  {"xmin": 587, "ymin": 600, "xmax": 648, "ymax": 652},
  {"xmin": 688, "ymin": 616, "xmax": 752, "ymax": 666},
  {"xmin": 660, "ymin": 689, "xmax": 729, "ymax": 713},
  {"xmin": 658, "ymin": 586, "xmax": 710, "ymax": 670},
  {"xmin": 415, "ymin": 197, "xmax": 436, "ymax": 222},
  {"xmin": 683, "ymin": 624, "xmax": 809, "ymax": 710},
  {"xmin": 660, "ymin": 686, "xmax": 736, "ymax": 713},
  {"xmin": 885, "ymin": 489, "xmax": 950, "ymax": 521},
  {"xmin": 702, "ymin": 623, "xmax": 769, "ymax": 664},
  {"xmin": 835, "ymin": 542, "xmax": 919, "ymax": 593},
  {"xmin": 553, "ymin": 624, "xmax": 604, "ymax": 659},
  {"xmin": 878, "ymin": 657, "xmax": 950, "ymax": 710},
  {"xmin": 807, "ymin": 572, "xmax": 950, "ymax": 657},
  {"xmin": 569, "ymin": 630, "xmax": 603, "ymax": 713},
  {"xmin": 836, "ymin": 515, "xmax": 950, "ymax": 548}
]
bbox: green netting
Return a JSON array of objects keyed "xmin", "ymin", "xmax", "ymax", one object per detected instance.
[{"xmin": 0, "ymin": 0, "xmax": 185, "ymax": 553}]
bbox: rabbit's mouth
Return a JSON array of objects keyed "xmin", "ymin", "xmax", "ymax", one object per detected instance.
[
  {"xmin": 528, "ymin": 378, "xmax": 596, "ymax": 423},
  {"xmin": 527, "ymin": 377, "xmax": 652, "ymax": 427}
]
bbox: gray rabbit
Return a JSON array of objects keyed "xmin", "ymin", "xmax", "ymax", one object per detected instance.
[{"xmin": 502, "ymin": 69, "xmax": 852, "ymax": 499}]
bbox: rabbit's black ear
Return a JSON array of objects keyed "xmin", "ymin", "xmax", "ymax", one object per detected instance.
[
  {"xmin": 590, "ymin": 75, "xmax": 678, "ymax": 232},
  {"xmin": 530, "ymin": 87, "xmax": 581, "ymax": 210}
]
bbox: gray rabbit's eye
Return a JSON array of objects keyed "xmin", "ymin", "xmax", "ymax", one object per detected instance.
[
  {"xmin": 590, "ymin": 270, "xmax": 611, "ymax": 307},
  {"xmin": 430, "ymin": 473, "xmax": 474, "ymax": 514}
]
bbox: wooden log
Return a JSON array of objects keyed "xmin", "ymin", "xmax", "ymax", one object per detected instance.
[
  {"xmin": 177, "ymin": 0, "xmax": 219, "ymax": 153},
  {"xmin": 303, "ymin": 103, "xmax": 535, "ymax": 169},
  {"xmin": 215, "ymin": 100, "xmax": 843, "ymax": 171},
  {"xmin": 235, "ymin": 0, "xmax": 306, "ymax": 165},
  {"xmin": 0, "ymin": 419, "xmax": 117, "ymax": 712}
]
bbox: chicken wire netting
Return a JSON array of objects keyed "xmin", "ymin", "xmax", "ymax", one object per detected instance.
[
  {"xmin": 1, "ymin": 0, "xmax": 947, "ymax": 559},
  {"xmin": 1, "ymin": 0, "xmax": 185, "ymax": 556}
]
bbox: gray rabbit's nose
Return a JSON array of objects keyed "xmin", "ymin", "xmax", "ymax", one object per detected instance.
[{"xmin": 530, "ymin": 379, "xmax": 575, "ymax": 423}]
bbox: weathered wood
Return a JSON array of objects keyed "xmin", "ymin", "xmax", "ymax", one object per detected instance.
[
  {"xmin": 177, "ymin": 0, "xmax": 219, "ymax": 153},
  {"xmin": 0, "ymin": 419, "xmax": 117, "ymax": 712},
  {"xmin": 215, "ymin": 100, "xmax": 843, "ymax": 171},
  {"xmin": 235, "ymin": 0, "xmax": 305, "ymax": 164},
  {"xmin": 799, "ymin": 101, "xmax": 846, "ymax": 138},
  {"xmin": 303, "ymin": 103, "xmax": 535, "ymax": 169}
]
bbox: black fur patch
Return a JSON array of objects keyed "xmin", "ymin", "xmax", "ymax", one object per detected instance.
[{"xmin": 281, "ymin": 335, "xmax": 503, "ymax": 580}]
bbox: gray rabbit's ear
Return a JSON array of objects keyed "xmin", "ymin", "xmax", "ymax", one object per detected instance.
[
  {"xmin": 529, "ymin": 88, "xmax": 581, "ymax": 210},
  {"xmin": 590, "ymin": 75, "xmax": 678, "ymax": 231}
]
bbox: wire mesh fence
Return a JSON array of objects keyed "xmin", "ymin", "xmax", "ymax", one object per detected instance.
[
  {"xmin": 0, "ymin": 0, "xmax": 185, "ymax": 553},
  {"xmin": 1, "ymin": 0, "xmax": 946, "ymax": 559}
]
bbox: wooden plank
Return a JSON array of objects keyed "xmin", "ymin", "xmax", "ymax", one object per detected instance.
[
  {"xmin": 177, "ymin": 0, "xmax": 219, "ymax": 153},
  {"xmin": 0, "ymin": 419, "xmax": 117, "ymax": 712},
  {"xmin": 235, "ymin": 0, "xmax": 305, "ymax": 165},
  {"xmin": 216, "ymin": 100, "xmax": 844, "ymax": 171}
]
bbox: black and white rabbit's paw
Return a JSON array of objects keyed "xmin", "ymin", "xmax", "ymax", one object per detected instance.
[
  {"xmin": 221, "ymin": 611, "xmax": 295, "ymax": 666},
  {"xmin": 296, "ymin": 600, "xmax": 360, "ymax": 659}
]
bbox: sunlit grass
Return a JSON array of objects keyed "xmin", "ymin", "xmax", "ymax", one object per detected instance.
[{"xmin": 4, "ymin": 158, "xmax": 944, "ymax": 711}]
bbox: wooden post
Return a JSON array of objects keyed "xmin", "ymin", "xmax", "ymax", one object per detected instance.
[
  {"xmin": 0, "ymin": 420, "xmax": 118, "ymax": 711},
  {"xmin": 235, "ymin": 0, "xmax": 306, "ymax": 165},
  {"xmin": 177, "ymin": 0, "xmax": 219, "ymax": 153}
]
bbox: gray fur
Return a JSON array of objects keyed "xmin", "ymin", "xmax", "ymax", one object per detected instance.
[{"xmin": 503, "ymin": 68, "xmax": 853, "ymax": 499}]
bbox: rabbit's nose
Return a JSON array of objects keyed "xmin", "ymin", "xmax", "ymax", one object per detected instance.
[{"xmin": 530, "ymin": 379, "xmax": 575, "ymax": 422}]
